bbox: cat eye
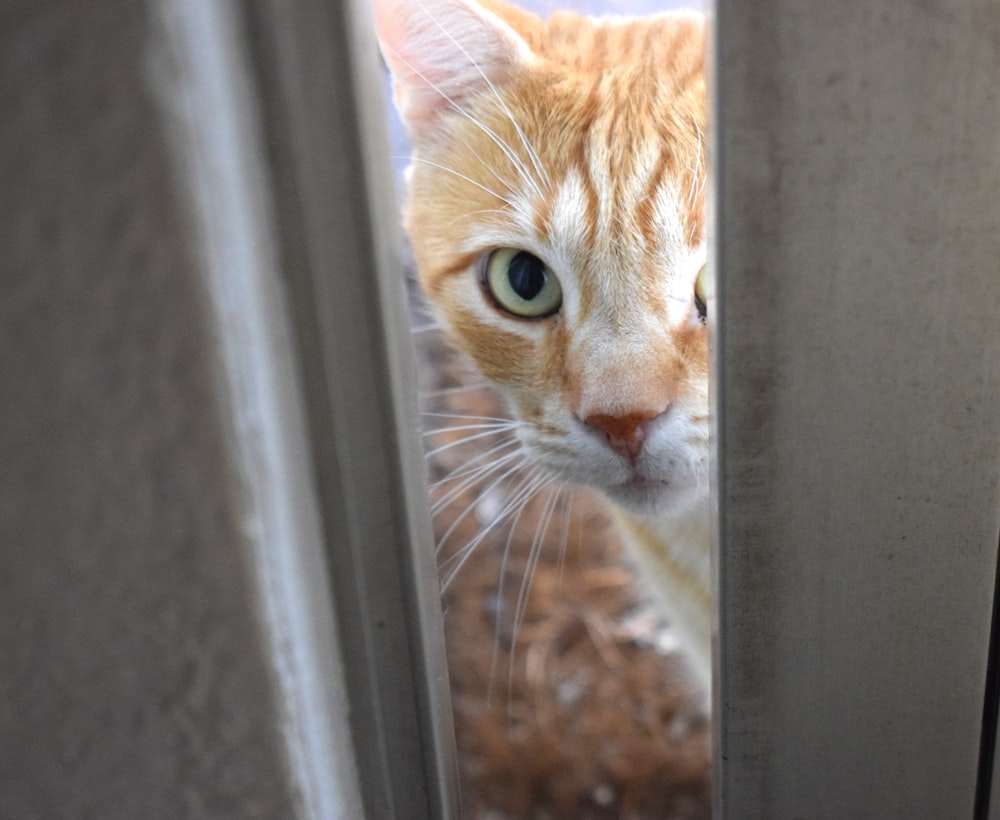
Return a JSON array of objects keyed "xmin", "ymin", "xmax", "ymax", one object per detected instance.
[
  {"xmin": 483, "ymin": 248, "xmax": 562, "ymax": 319},
  {"xmin": 694, "ymin": 264, "xmax": 708, "ymax": 322}
]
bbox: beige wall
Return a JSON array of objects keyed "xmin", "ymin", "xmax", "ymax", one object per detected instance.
[
  {"xmin": 0, "ymin": 2, "xmax": 300, "ymax": 817},
  {"xmin": 714, "ymin": 0, "xmax": 1000, "ymax": 816},
  {"xmin": 0, "ymin": 1, "xmax": 455, "ymax": 817}
]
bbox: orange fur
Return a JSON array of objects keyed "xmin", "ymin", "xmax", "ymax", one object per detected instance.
[{"xmin": 376, "ymin": 0, "xmax": 712, "ymax": 688}]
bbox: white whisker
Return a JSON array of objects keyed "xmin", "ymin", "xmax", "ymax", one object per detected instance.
[
  {"xmin": 422, "ymin": 411, "xmax": 515, "ymax": 424},
  {"xmin": 486, "ymin": 472, "xmax": 544, "ymax": 705},
  {"xmin": 443, "ymin": 207, "xmax": 512, "ymax": 230},
  {"xmin": 422, "ymin": 421, "xmax": 516, "ymax": 437},
  {"xmin": 428, "ymin": 439, "xmax": 521, "ymax": 492},
  {"xmin": 419, "ymin": 382, "xmax": 492, "ymax": 400},
  {"xmin": 434, "ymin": 459, "xmax": 531, "ymax": 554},
  {"xmin": 413, "ymin": 0, "xmax": 552, "ymax": 193},
  {"xmin": 382, "ymin": 32, "xmax": 546, "ymax": 206},
  {"xmin": 687, "ymin": 111, "xmax": 707, "ymax": 207},
  {"xmin": 410, "ymin": 322, "xmax": 443, "ymax": 335},
  {"xmin": 423, "ymin": 425, "xmax": 518, "ymax": 459},
  {"xmin": 506, "ymin": 483, "xmax": 562, "ymax": 709},
  {"xmin": 553, "ymin": 488, "xmax": 576, "ymax": 592},
  {"xmin": 510, "ymin": 484, "xmax": 560, "ymax": 638},
  {"xmin": 403, "ymin": 156, "xmax": 516, "ymax": 207},
  {"xmin": 438, "ymin": 468, "xmax": 554, "ymax": 589},
  {"xmin": 430, "ymin": 447, "xmax": 524, "ymax": 516}
]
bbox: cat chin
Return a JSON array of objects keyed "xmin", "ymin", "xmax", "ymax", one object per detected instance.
[{"xmin": 601, "ymin": 477, "xmax": 702, "ymax": 520}]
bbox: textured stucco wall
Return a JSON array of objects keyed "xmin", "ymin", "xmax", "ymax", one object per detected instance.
[
  {"xmin": 714, "ymin": 0, "xmax": 1000, "ymax": 816},
  {"xmin": 0, "ymin": 2, "xmax": 297, "ymax": 816}
]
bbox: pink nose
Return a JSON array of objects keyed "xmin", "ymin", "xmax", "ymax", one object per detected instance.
[{"xmin": 584, "ymin": 410, "xmax": 663, "ymax": 462}]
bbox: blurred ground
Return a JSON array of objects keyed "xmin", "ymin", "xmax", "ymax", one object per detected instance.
[{"xmin": 412, "ymin": 294, "xmax": 711, "ymax": 819}]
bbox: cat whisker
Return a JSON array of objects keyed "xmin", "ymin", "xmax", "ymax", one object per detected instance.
[
  {"xmin": 419, "ymin": 381, "xmax": 492, "ymax": 399},
  {"xmin": 431, "ymin": 458, "xmax": 526, "ymax": 556},
  {"xmin": 506, "ymin": 483, "xmax": 563, "ymax": 710},
  {"xmin": 438, "ymin": 467, "xmax": 554, "ymax": 587},
  {"xmin": 421, "ymin": 410, "xmax": 515, "ymax": 424},
  {"xmin": 442, "ymin": 207, "xmax": 513, "ymax": 230},
  {"xmin": 427, "ymin": 430, "xmax": 518, "ymax": 473},
  {"xmin": 429, "ymin": 446, "xmax": 524, "ymax": 515},
  {"xmin": 511, "ymin": 483, "xmax": 561, "ymax": 636},
  {"xmin": 553, "ymin": 487, "xmax": 577, "ymax": 593},
  {"xmin": 411, "ymin": 149, "xmax": 537, "ymax": 230},
  {"xmin": 410, "ymin": 322, "xmax": 443, "ymax": 335},
  {"xmin": 422, "ymin": 421, "xmax": 516, "ymax": 437},
  {"xmin": 438, "ymin": 470, "xmax": 545, "ymax": 566},
  {"xmin": 428, "ymin": 452, "xmax": 523, "ymax": 506},
  {"xmin": 683, "ymin": 109, "xmax": 707, "ymax": 208},
  {"xmin": 403, "ymin": 156, "xmax": 517, "ymax": 208},
  {"xmin": 486, "ymin": 470, "xmax": 548, "ymax": 705},
  {"xmin": 382, "ymin": 34, "xmax": 546, "ymax": 206},
  {"xmin": 423, "ymin": 424, "xmax": 519, "ymax": 460},
  {"xmin": 413, "ymin": 0, "xmax": 550, "ymax": 189},
  {"xmin": 465, "ymin": 145, "xmax": 543, "ymax": 215},
  {"xmin": 409, "ymin": 2, "xmax": 550, "ymax": 194},
  {"xmin": 428, "ymin": 438, "xmax": 520, "ymax": 492}
]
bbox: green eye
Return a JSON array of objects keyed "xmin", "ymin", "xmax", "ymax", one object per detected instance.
[
  {"xmin": 694, "ymin": 263, "xmax": 708, "ymax": 321},
  {"xmin": 484, "ymin": 248, "xmax": 562, "ymax": 319}
]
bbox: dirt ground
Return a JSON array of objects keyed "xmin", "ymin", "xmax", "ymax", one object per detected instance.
[{"xmin": 413, "ymin": 295, "xmax": 711, "ymax": 819}]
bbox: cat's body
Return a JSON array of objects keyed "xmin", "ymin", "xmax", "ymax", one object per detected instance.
[{"xmin": 375, "ymin": 0, "xmax": 711, "ymax": 688}]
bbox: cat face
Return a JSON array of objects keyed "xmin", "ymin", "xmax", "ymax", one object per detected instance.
[{"xmin": 376, "ymin": 0, "xmax": 709, "ymax": 518}]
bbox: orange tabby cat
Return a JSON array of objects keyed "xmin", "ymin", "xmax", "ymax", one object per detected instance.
[{"xmin": 375, "ymin": 0, "xmax": 710, "ymax": 688}]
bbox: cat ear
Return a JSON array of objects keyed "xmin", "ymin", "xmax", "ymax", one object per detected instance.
[{"xmin": 374, "ymin": 0, "xmax": 534, "ymax": 139}]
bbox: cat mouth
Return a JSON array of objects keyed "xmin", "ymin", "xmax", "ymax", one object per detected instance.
[
  {"xmin": 624, "ymin": 474, "xmax": 665, "ymax": 487},
  {"xmin": 604, "ymin": 473, "xmax": 675, "ymax": 513}
]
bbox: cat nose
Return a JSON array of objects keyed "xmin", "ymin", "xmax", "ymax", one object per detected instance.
[{"xmin": 584, "ymin": 410, "xmax": 664, "ymax": 462}]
